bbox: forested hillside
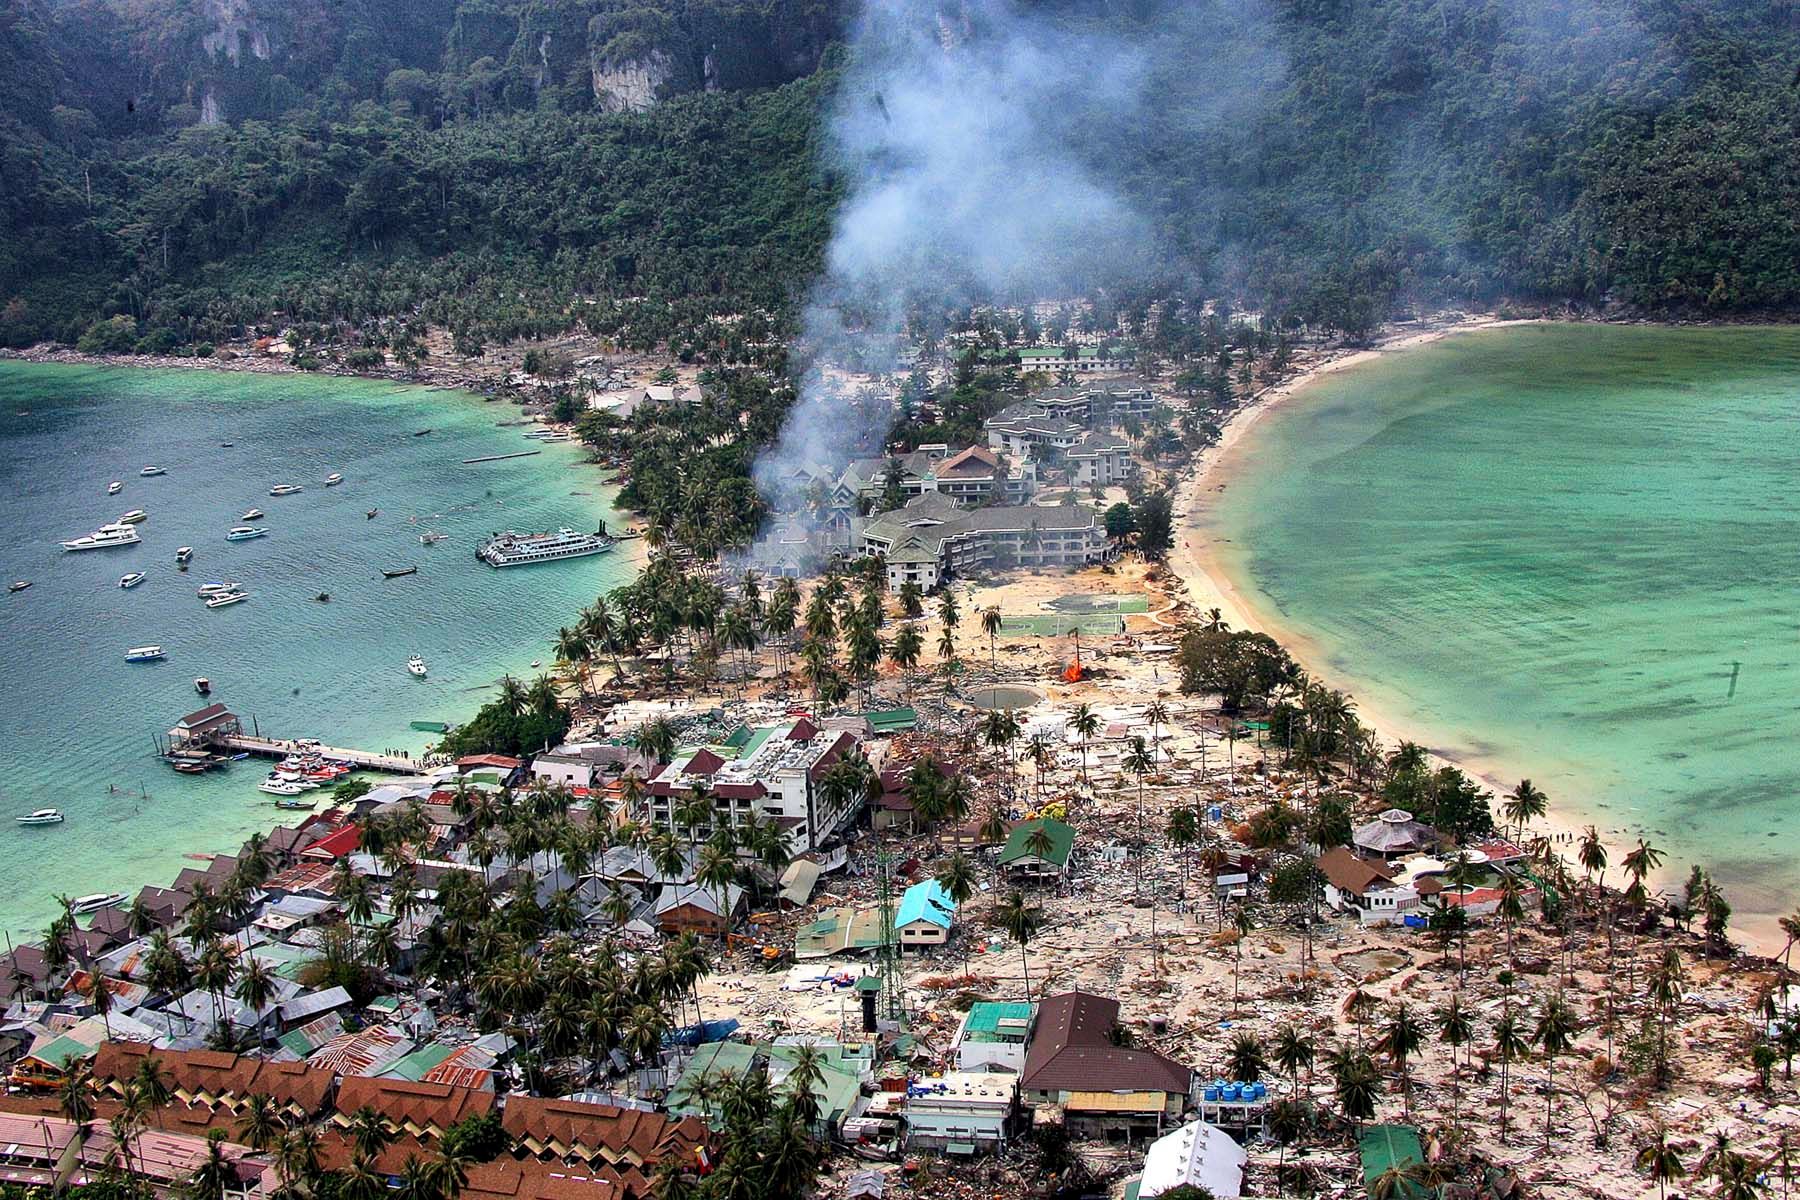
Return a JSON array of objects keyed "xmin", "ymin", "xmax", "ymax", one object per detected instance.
[{"xmin": 2, "ymin": 0, "xmax": 1797, "ymax": 355}]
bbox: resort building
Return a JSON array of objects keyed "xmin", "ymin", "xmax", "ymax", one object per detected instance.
[
  {"xmin": 1019, "ymin": 991, "xmax": 1194, "ymax": 1140},
  {"xmin": 997, "ymin": 817, "xmax": 1076, "ymax": 881},
  {"xmin": 983, "ymin": 403, "xmax": 1087, "ymax": 458},
  {"xmin": 643, "ymin": 719, "xmax": 866, "ymax": 853},
  {"xmin": 1316, "ymin": 846, "xmax": 1423, "ymax": 927},
  {"xmin": 854, "ymin": 494, "xmax": 1110, "ymax": 592},
  {"xmin": 895, "ymin": 879, "xmax": 957, "ymax": 951},
  {"xmin": 1064, "ymin": 431, "xmax": 1135, "ymax": 486},
  {"xmin": 1351, "ymin": 808, "xmax": 1440, "ymax": 858},
  {"xmin": 837, "ymin": 445, "xmax": 1038, "ymax": 509},
  {"xmin": 1004, "ymin": 345, "xmax": 1136, "ymax": 374},
  {"xmin": 1125, "ymin": 1119, "xmax": 1249, "ymax": 1200}
]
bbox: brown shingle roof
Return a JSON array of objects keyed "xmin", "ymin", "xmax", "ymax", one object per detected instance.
[
  {"xmin": 92, "ymin": 1044, "xmax": 334, "ymax": 1118},
  {"xmin": 465, "ymin": 1158, "xmax": 637, "ymax": 1200},
  {"xmin": 501, "ymin": 1097, "xmax": 707, "ymax": 1168},
  {"xmin": 1019, "ymin": 991, "xmax": 1191, "ymax": 1096},
  {"xmin": 1315, "ymin": 846, "xmax": 1396, "ymax": 897},
  {"xmin": 334, "ymin": 1076, "xmax": 494, "ymax": 1138}
]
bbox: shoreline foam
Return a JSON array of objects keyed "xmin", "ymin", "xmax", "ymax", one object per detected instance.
[{"xmin": 1168, "ymin": 317, "xmax": 1788, "ymax": 956}]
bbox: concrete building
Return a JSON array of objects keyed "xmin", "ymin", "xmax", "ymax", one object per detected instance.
[
  {"xmin": 953, "ymin": 1002, "xmax": 1035, "ymax": 1073},
  {"xmin": 839, "ymin": 445, "xmax": 1038, "ymax": 509},
  {"xmin": 855, "ymin": 494, "xmax": 1109, "ymax": 592},
  {"xmin": 983, "ymin": 403, "xmax": 1087, "ymax": 458},
  {"xmin": 1127, "ymin": 1119, "xmax": 1248, "ymax": 1199},
  {"xmin": 644, "ymin": 720, "xmax": 865, "ymax": 854},
  {"xmin": 1317, "ymin": 846, "xmax": 1422, "ymax": 927},
  {"xmin": 903, "ymin": 1072, "xmax": 1018, "ymax": 1155},
  {"xmin": 1064, "ymin": 431, "xmax": 1135, "ymax": 487}
]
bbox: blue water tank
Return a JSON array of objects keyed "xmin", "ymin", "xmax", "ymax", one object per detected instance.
[
  {"xmin": 1208, "ymin": 805, "xmax": 1223, "ymax": 821},
  {"xmin": 1224, "ymin": 1083, "xmax": 1241, "ymax": 1101},
  {"xmin": 1202, "ymin": 1086, "xmax": 1219, "ymax": 1102},
  {"xmin": 1252, "ymin": 1082, "xmax": 1267, "ymax": 1100}
]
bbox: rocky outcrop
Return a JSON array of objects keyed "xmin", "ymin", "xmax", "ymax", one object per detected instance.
[
  {"xmin": 591, "ymin": 50, "xmax": 671, "ymax": 113},
  {"xmin": 200, "ymin": 0, "xmax": 272, "ymax": 65}
]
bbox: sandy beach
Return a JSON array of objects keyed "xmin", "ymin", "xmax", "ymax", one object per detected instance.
[{"xmin": 1164, "ymin": 316, "xmax": 1789, "ymax": 956}]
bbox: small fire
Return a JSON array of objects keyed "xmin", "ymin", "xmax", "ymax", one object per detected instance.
[{"xmin": 1062, "ymin": 659, "xmax": 1086, "ymax": 683}]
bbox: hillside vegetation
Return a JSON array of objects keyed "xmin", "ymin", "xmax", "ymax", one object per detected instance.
[{"xmin": 2, "ymin": 0, "xmax": 1798, "ymax": 354}]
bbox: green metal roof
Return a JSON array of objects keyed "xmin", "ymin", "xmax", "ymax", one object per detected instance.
[
  {"xmin": 997, "ymin": 817, "xmax": 1075, "ymax": 867},
  {"xmin": 861, "ymin": 707, "xmax": 918, "ymax": 732},
  {"xmin": 386, "ymin": 1043, "xmax": 458, "ymax": 1081},
  {"xmin": 1360, "ymin": 1124, "xmax": 1428, "ymax": 1198},
  {"xmin": 722, "ymin": 725, "xmax": 753, "ymax": 749},
  {"xmin": 26, "ymin": 1034, "xmax": 92, "ymax": 1070},
  {"xmin": 964, "ymin": 1001, "xmax": 1033, "ymax": 1037}
]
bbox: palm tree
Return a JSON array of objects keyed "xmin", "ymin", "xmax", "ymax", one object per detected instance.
[
  {"xmin": 237, "ymin": 1092, "xmax": 285, "ymax": 1151},
  {"xmin": 1327, "ymin": 1046, "xmax": 1379, "ymax": 1133},
  {"xmin": 1377, "ymin": 1004, "xmax": 1426, "ymax": 1117},
  {"xmin": 936, "ymin": 624, "xmax": 956, "ymax": 674},
  {"xmin": 187, "ymin": 1130, "xmax": 237, "ymax": 1200},
  {"xmin": 1436, "ymin": 994, "xmax": 1473, "ymax": 1129},
  {"xmin": 936, "ymin": 852, "xmax": 977, "ymax": 974},
  {"xmin": 57, "ymin": 1059, "xmax": 95, "ymax": 1127},
  {"xmin": 999, "ymin": 891, "xmax": 1040, "ymax": 1002},
  {"xmin": 1502, "ymin": 780, "xmax": 1548, "ymax": 843},
  {"xmin": 273, "ymin": 1124, "xmax": 323, "ymax": 1198},
  {"xmin": 1534, "ymin": 993, "xmax": 1579, "ymax": 1151},
  {"xmin": 348, "ymin": 1104, "xmax": 396, "ymax": 1163},
  {"xmin": 980, "ymin": 606, "xmax": 1003, "ymax": 668},
  {"xmin": 1168, "ymin": 806, "xmax": 1199, "ymax": 898},
  {"xmin": 234, "ymin": 958, "xmax": 277, "ymax": 1043},
  {"xmin": 497, "ymin": 674, "xmax": 528, "ymax": 717},
  {"xmin": 429, "ymin": 1142, "xmax": 472, "ymax": 1200},
  {"xmin": 1122, "ymin": 736, "xmax": 1155, "ymax": 898},
  {"xmin": 1066, "ymin": 703, "xmax": 1099, "ymax": 785},
  {"xmin": 1226, "ymin": 1033, "xmax": 1266, "ymax": 1082},
  {"xmin": 194, "ymin": 938, "xmax": 236, "ymax": 1037},
  {"xmin": 1368, "ymin": 1163, "xmax": 1430, "ymax": 1200},
  {"xmin": 1266, "ymin": 1098, "xmax": 1309, "ymax": 1197},
  {"xmin": 1578, "ymin": 824, "xmax": 1609, "ymax": 890},
  {"xmin": 133, "ymin": 1055, "xmax": 174, "ymax": 1129},
  {"xmin": 1272, "ymin": 1024, "xmax": 1314, "ymax": 1100},
  {"xmin": 1493, "ymin": 1002, "xmax": 1530, "ymax": 1143},
  {"xmin": 1636, "ymin": 1123, "xmax": 1686, "ymax": 1200}
]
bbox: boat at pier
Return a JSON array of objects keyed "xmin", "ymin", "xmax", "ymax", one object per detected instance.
[
  {"xmin": 124, "ymin": 645, "xmax": 165, "ymax": 662},
  {"xmin": 68, "ymin": 892, "xmax": 123, "ymax": 914},
  {"xmin": 477, "ymin": 527, "xmax": 613, "ymax": 567},
  {"xmin": 259, "ymin": 778, "xmax": 310, "ymax": 796},
  {"xmin": 273, "ymin": 796, "xmax": 318, "ymax": 810}
]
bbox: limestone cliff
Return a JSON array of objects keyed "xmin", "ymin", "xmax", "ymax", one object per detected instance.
[{"xmin": 591, "ymin": 49, "xmax": 672, "ymax": 113}]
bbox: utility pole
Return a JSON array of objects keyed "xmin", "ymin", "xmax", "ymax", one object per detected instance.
[{"xmin": 875, "ymin": 850, "xmax": 901, "ymax": 1020}]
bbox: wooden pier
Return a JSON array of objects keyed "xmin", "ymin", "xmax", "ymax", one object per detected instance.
[
  {"xmin": 461, "ymin": 449, "xmax": 542, "ymax": 465},
  {"xmin": 162, "ymin": 704, "xmax": 430, "ymax": 775},
  {"xmin": 215, "ymin": 735, "xmax": 428, "ymax": 775}
]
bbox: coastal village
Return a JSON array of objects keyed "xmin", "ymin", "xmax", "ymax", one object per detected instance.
[{"xmin": 2, "ymin": 326, "xmax": 1793, "ymax": 1200}]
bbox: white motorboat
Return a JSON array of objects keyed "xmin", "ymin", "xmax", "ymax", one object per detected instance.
[
  {"xmin": 204, "ymin": 590, "xmax": 248, "ymax": 608},
  {"xmin": 419, "ymin": 531, "xmax": 448, "ymax": 545},
  {"xmin": 194, "ymin": 677, "xmax": 211, "ymax": 695},
  {"xmin": 119, "ymin": 572, "xmax": 146, "ymax": 589},
  {"xmin": 16, "ymin": 809, "xmax": 64, "ymax": 826},
  {"xmin": 176, "ymin": 547, "xmax": 193, "ymax": 563},
  {"xmin": 140, "ymin": 466, "xmax": 166, "ymax": 477},
  {"xmin": 9, "ymin": 581, "xmax": 30, "ymax": 593},
  {"xmin": 125, "ymin": 645, "xmax": 166, "ymax": 662},
  {"xmin": 196, "ymin": 581, "xmax": 238, "ymax": 596},
  {"xmin": 259, "ymin": 778, "xmax": 310, "ymax": 796},
  {"xmin": 324, "ymin": 473, "xmax": 344, "ymax": 486},
  {"xmin": 68, "ymin": 892, "xmax": 123, "ymax": 914},
  {"xmin": 268, "ymin": 483, "xmax": 304, "ymax": 496},
  {"xmin": 407, "ymin": 655, "xmax": 428, "ymax": 677},
  {"xmin": 61, "ymin": 524, "xmax": 141, "ymax": 552},
  {"xmin": 107, "ymin": 481, "xmax": 123, "ymax": 495},
  {"xmin": 225, "ymin": 527, "xmax": 267, "ymax": 541},
  {"xmin": 241, "ymin": 508, "xmax": 264, "ymax": 521},
  {"xmin": 118, "ymin": 509, "xmax": 147, "ymax": 524}
]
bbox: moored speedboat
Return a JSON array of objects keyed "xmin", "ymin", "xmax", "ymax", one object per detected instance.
[
  {"xmin": 204, "ymin": 590, "xmax": 248, "ymax": 608},
  {"xmin": 225, "ymin": 527, "xmax": 267, "ymax": 541},
  {"xmin": 124, "ymin": 645, "xmax": 165, "ymax": 662},
  {"xmin": 68, "ymin": 892, "xmax": 123, "ymax": 914},
  {"xmin": 259, "ymin": 778, "xmax": 310, "ymax": 796},
  {"xmin": 119, "ymin": 572, "xmax": 146, "ymax": 589},
  {"xmin": 118, "ymin": 510, "xmax": 147, "ymax": 524},
  {"xmin": 176, "ymin": 546, "xmax": 193, "ymax": 563},
  {"xmin": 241, "ymin": 508, "xmax": 264, "ymax": 521},
  {"xmin": 196, "ymin": 581, "xmax": 238, "ymax": 596},
  {"xmin": 324, "ymin": 473, "xmax": 344, "ymax": 486},
  {"xmin": 194, "ymin": 677, "xmax": 211, "ymax": 695},
  {"xmin": 419, "ymin": 531, "xmax": 447, "ymax": 545},
  {"xmin": 407, "ymin": 655, "xmax": 428, "ymax": 677},
  {"xmin": 16, "ymin": 809, "xmax": 63, "ymax": 826},
  {"xmin": 140, "ymin": 466, "xmax": 166, "ymax": 477},
  {"xmin": 8, "ymin": 581, "xmax": 29, "ymax": 593},
  {"xmin": 383, "ymin": 566, "xmax": 418, "ymax": 579},
  {"xmin": 107, "ymin": 481, "xmax": 123, "ymax": 495},
  {"xmin": 268, "ymin": 483, "xmax": 303, "ymax": 496}
]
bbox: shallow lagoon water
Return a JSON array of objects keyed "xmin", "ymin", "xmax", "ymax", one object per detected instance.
[
  {"xmin": 1205, "ymin": 325, "xmax": 1800, "ymax": 925},
  {"xmin": 0, "ymin": 363, "xmax": 635, "ymax": 941}
]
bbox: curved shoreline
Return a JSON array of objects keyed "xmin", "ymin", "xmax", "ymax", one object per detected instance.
[{"xmin": 1167, "ymin": 318, "xmax": 1788, "ymax": 956}]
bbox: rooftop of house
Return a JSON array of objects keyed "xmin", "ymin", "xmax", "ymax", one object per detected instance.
[
  {"xmin": 94, "ymin": 1043, "xmax": 335, "ymax": 1115},
  {"xmin": 996, "ymin": 817, "xmax": 1076, "ymax": 867},
  {"xmin": 1020, "ymin": 990, "xmax": 1192, "ymax": 1097},
  {"xmin": 961, "ymin": 1001, "xmax": 1035, "ymax": 1042},
  {"xmin": 895, "ymin": 879, "xmax": 956, "ymax": 930},
  {"xmin": 1316, "ymin": 846, "xmax": 1399, "ymax": 897}
]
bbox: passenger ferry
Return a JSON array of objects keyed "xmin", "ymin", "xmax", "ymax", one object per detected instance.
[{"xmin": 477, "ymin": 527, "xmax": 613, "ymax": 568}]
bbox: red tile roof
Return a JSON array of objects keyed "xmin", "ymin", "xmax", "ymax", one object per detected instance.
[
  {"xmin": 302, "ymin": 824, "xmax": 363, "ymax": 860},
  {"xmin": 92, "ymin": 1044, "xmax": 334, "ymax": 1118},
  {"xmin": 685, "ymin": 750, "xmax": 725, "ymax": 776},
  {"xmin": 459, "ymin": 755, "xmax": 524, "ymax": 770},
  {"xmin": 334, "ymin": 1076, "xmax": 495, "ymax": 1137},
  {"xmin": 501, "ymin": 1097, "xmax": 707, "ymax": 1168}
]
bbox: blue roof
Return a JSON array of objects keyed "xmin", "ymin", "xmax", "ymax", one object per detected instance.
[{"xmin": 896, "ymin": 879, "xmax": 956, "ymax": 930}]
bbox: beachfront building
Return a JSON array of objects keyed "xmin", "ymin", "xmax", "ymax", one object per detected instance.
[
  {"xmin": 837, "ymin": 445, "xmax": 1038, "ymax": 510},
  {"xmin": 983, "ymin": 402, "xmax": 1087, "ymax": 459},
  {"xmin": 895, "ymin": 879, "xmax": 957, "ymax": 951},
  {"xmin": 853, "ymin": 494, "xmax": 1110, "ymax": 593},
  {"xmin": 1004, "ymin": 345, "xmax": 1136, "ymax": 374},
  {"xmin": 643, "ymin": 719, "xmax": 866, "ymax": 854},
  {"xmin": 1352, "ymin": 808, "xmax": 1440, "ymax": 858},
  {"xmin": 997, "ymin": 817, "xmax": 1076, "ymax": 881},
  {"xmin": 1316, "ymin": 846, "xmax": 1423, "ymax": 926},
  {"xmin": 953, "ymin": 1001, "xmax": 1036, "ymax": 1073},
  {"xmin": 0, "ymin": 1108, "xmax": 270, "ymax": 1198},
  {"xmin": 1019, "ymin": 991, "xmax": 1194, "ymax": 1140},
  {"xmin": 1065, "ymin": 431, "xmax": 1135, "ymax": 487}
]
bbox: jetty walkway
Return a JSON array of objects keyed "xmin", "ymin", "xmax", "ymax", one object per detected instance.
[{"xmin": 216, "ymin": 735, "xmax": 428, "ymax": 775}]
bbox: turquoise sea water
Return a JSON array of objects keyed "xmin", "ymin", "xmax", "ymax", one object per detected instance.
[
  {"xmin": 1202, "ymin": 325, "xmax": 1800, "ymax": 927},
  {"xmin": 0, "ymin": 363, "xmax": 636, "ymax": 942}
]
